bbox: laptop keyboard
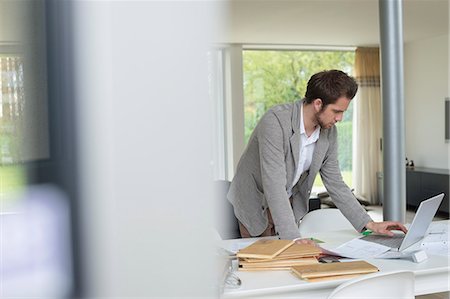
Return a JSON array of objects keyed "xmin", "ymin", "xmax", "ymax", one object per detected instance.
[{"xmin": 360, "ymin": 234, "xmax": 404, "ymax": 248}]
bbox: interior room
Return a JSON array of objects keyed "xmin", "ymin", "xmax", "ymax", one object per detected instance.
[
  {"xmin": 212, "ymin": 0, "xmax": 449, "ymax": 223},
  {"xmin": 214, "ymin": 1, "xmax": 449, "ymax": 298}
]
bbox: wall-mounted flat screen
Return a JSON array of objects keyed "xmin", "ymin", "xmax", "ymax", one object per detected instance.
[{"xmin": 446, "ymin": 98, "xmax": 449, "ymax": 141}]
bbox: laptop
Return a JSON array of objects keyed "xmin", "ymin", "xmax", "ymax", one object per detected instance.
[{"xmin": 360, "ymin": 193, "xmax": 444, "ymax": 251}]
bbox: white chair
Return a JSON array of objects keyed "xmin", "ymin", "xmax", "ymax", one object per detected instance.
[
  {"xmin": 299, "ymin": 208, "xmax": 354, "ymax": 236},
  {"xmin": 213, "ymin": 180, "xmax": 241, "ymax": 239},
  {"xmin": 327, "ymin": 270, "xmax": 415, "ymax": 299}
]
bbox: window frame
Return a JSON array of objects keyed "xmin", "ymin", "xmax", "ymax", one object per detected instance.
[{"xmin": 234, "ymin": 44, "xmax": 357, "ymax": 190}]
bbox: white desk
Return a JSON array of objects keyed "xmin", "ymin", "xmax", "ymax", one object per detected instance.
[{"xmin": 221, "ymin": 220, "xmax": 450, "ymax": 298}]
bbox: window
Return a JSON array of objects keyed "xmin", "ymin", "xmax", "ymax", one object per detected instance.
[
  {"xmin": 242, "ymin": 49, "xmax": 355, "ymax": 189},
  {"xmin": 0, "ymin": 55, "xmax": 26, "ymax": 193},
  {"xmin": 1, "ymin": 55, "xmax": 25, "ymax": 162}
]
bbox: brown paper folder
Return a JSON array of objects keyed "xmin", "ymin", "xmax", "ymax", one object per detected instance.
[
  {"xmin": 242, "ymin": 243, "xmax": 321, "ymax": 262},
  {"xmin": 291, "ymin": 260, "xmax": 379, "ymax": 279},
  {"xmin": 240, "ymin": 257, "xmax": 319, "ymax": 269},
  {"xmin": 236, "ymin": 239, "xmax": 294, "ymax": 259},
  {"xmin": 304, "ymin": 274, "xmax": 362, "ymax": 282},
  {"xmin": 239, "ymin": 266, "xmax": 292, "ymax": 271},
  {"xmin": 267, "ymin": 243, "xmax": 321, "ymax": 260}
]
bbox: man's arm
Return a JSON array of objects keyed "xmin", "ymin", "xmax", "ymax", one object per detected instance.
[
  {"xmin": 257, "ymin": 112, "xmax": 300, "ymax": 239},
  {"xmin": 320, "ymin": 129, "xmax": 372, "ymax": 232},
  {"xmin": 320, "ymin": 129, "xmax": 408, "ymax": 235}
]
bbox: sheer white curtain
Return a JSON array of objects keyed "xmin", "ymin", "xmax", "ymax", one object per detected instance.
[
  {"xmin": 353, "ymin": 48, "xmax": 383, "ymax": 204},
  {"xmin": 0, "ymin": 56, "xmax": 24, "ymax": 163}
]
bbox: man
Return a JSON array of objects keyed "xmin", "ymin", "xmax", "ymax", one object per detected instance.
[{"xmin": 227, "ymin": 70, "xmax": 406, "ymax": 241}]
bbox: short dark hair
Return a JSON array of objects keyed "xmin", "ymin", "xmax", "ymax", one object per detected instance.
[{"xmin": 304, "ymin": 70, "xmax": 358, "ymax": 106}]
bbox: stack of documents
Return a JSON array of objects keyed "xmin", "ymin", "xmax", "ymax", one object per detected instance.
[
  {"xmin": 236, "ymin": 240, "xmax": 321, "ymax": 271},
  {"xmin": 291, "ymin": 260, "xmax": 379, "ymax": 282},
  {"xmin": 421, "ymin": 222, "xmax": 450, "ymax": 256}
]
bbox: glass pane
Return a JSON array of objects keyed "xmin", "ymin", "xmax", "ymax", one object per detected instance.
[
  {"xmin": 0, "ymin": 56, "xmax": 25, "ymax": 163},
  {"xmin": 0, "ymin": 0, "xmax": 49, "ymax": 197}
]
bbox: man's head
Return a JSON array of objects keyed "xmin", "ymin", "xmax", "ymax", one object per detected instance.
[
  {"xmin": 304, "ymin": 70, "xmax": 358, "ymax": 129},
  {"xmin": 304, "ymin": 69, "xmax": 358, "ymax": 106}
]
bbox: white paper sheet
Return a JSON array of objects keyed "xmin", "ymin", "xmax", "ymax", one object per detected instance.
[
  {"xmin": 375, "ymin": 251, "xmax": 410, "ymax": 259},
  {"xmin": 427, "ymin": 222, "xmax": 450, "ymax": 234},
  {"xmin": 323, "ymin": 238, "xmax": 391, "ymax": 259},
  {"xmin": 421, "ymin": 224, "xmax": 449, "ymax": 256},
  {"xmin": 421, "ymin": 233, "xmax": 448, "ymax": 245},
  {"xmin": 421, "ymin": 243, "xmax": 450, "ymax": 256},
  {"xmin": 229, "ymin": 240, "xmax": 256, "ymax": 253}
]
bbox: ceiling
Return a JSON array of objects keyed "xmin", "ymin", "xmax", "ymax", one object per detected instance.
[{"xmin": 223, "ymin": 0, "xmax": 449, "ymax": 47}]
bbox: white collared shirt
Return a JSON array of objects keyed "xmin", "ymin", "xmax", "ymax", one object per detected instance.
[{"xmin": 288, "ymin": 104, "xmax": 320, "ymax": 196}]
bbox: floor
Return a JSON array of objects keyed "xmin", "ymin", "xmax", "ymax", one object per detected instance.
[{"xmin": 365, "ymin": 204, "xmax": 448, "ymax": 223}]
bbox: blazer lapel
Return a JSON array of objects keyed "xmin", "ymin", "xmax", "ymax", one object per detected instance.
[
  {"xmin": 290, "ymin": 100, "xmax": 303, "ymax": 172},
  {"xmin": 308, "ymin": 130, "xmax": 329, "ymax": 185}
]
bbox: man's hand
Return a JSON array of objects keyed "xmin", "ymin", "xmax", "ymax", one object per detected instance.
[
  {"xmin": 365, "ymin": 221, "xmax": 408, "ymax": 236},
  {"xmin": 294, "ymin": 238, "xmax": 320, "ymax": 247}
]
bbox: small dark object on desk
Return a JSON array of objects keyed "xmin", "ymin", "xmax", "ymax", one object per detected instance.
[{"xmin": 318, "ymin": 256, "xmax": 341, "ymax": 263}]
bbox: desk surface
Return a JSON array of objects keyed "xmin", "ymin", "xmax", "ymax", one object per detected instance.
[{"xmin": 221, "ymin": 220, "xmax": 450, "ymax": 298}]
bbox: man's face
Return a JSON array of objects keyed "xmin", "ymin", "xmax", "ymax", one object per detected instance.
[{"xmin": 314, "ymin": 97, "xmax": 351, "ymax": 129}]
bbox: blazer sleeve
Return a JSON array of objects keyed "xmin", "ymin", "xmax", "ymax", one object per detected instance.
[
  {"xmin": 320, "ymin": 129, "xmax": 373, "ymax": 232},
  {"xmin": 257, "ymin": 112, "xmax": 301, "ymax": 239}
]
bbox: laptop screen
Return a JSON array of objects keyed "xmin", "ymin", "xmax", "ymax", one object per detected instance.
[{"xmin": 399, "ymin": 193, "xmax": 444, "ymax": 251}]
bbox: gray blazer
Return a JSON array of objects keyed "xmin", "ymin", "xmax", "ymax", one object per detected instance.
[{"xmin": 227, "ymin": 99, "xmax": 372, "ymax": 239}]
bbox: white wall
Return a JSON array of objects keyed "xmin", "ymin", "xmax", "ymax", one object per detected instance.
[
  {"xmin": 0, "ymin": 1, "xmax": 27, "ymax": 42},
  {"xmin": 404, "ymin": 34, "xmax": 449, "ymax": 170}
]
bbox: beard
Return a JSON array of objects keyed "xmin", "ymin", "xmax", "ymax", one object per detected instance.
[{"xmin": 315, "ymin": 110, "xmax": 335, "ymax": 129}]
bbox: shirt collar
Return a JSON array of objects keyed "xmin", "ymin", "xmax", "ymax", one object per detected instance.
[{"xmin": 300, "ymin": 103, "xmax": 321, "ymax": 140}]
